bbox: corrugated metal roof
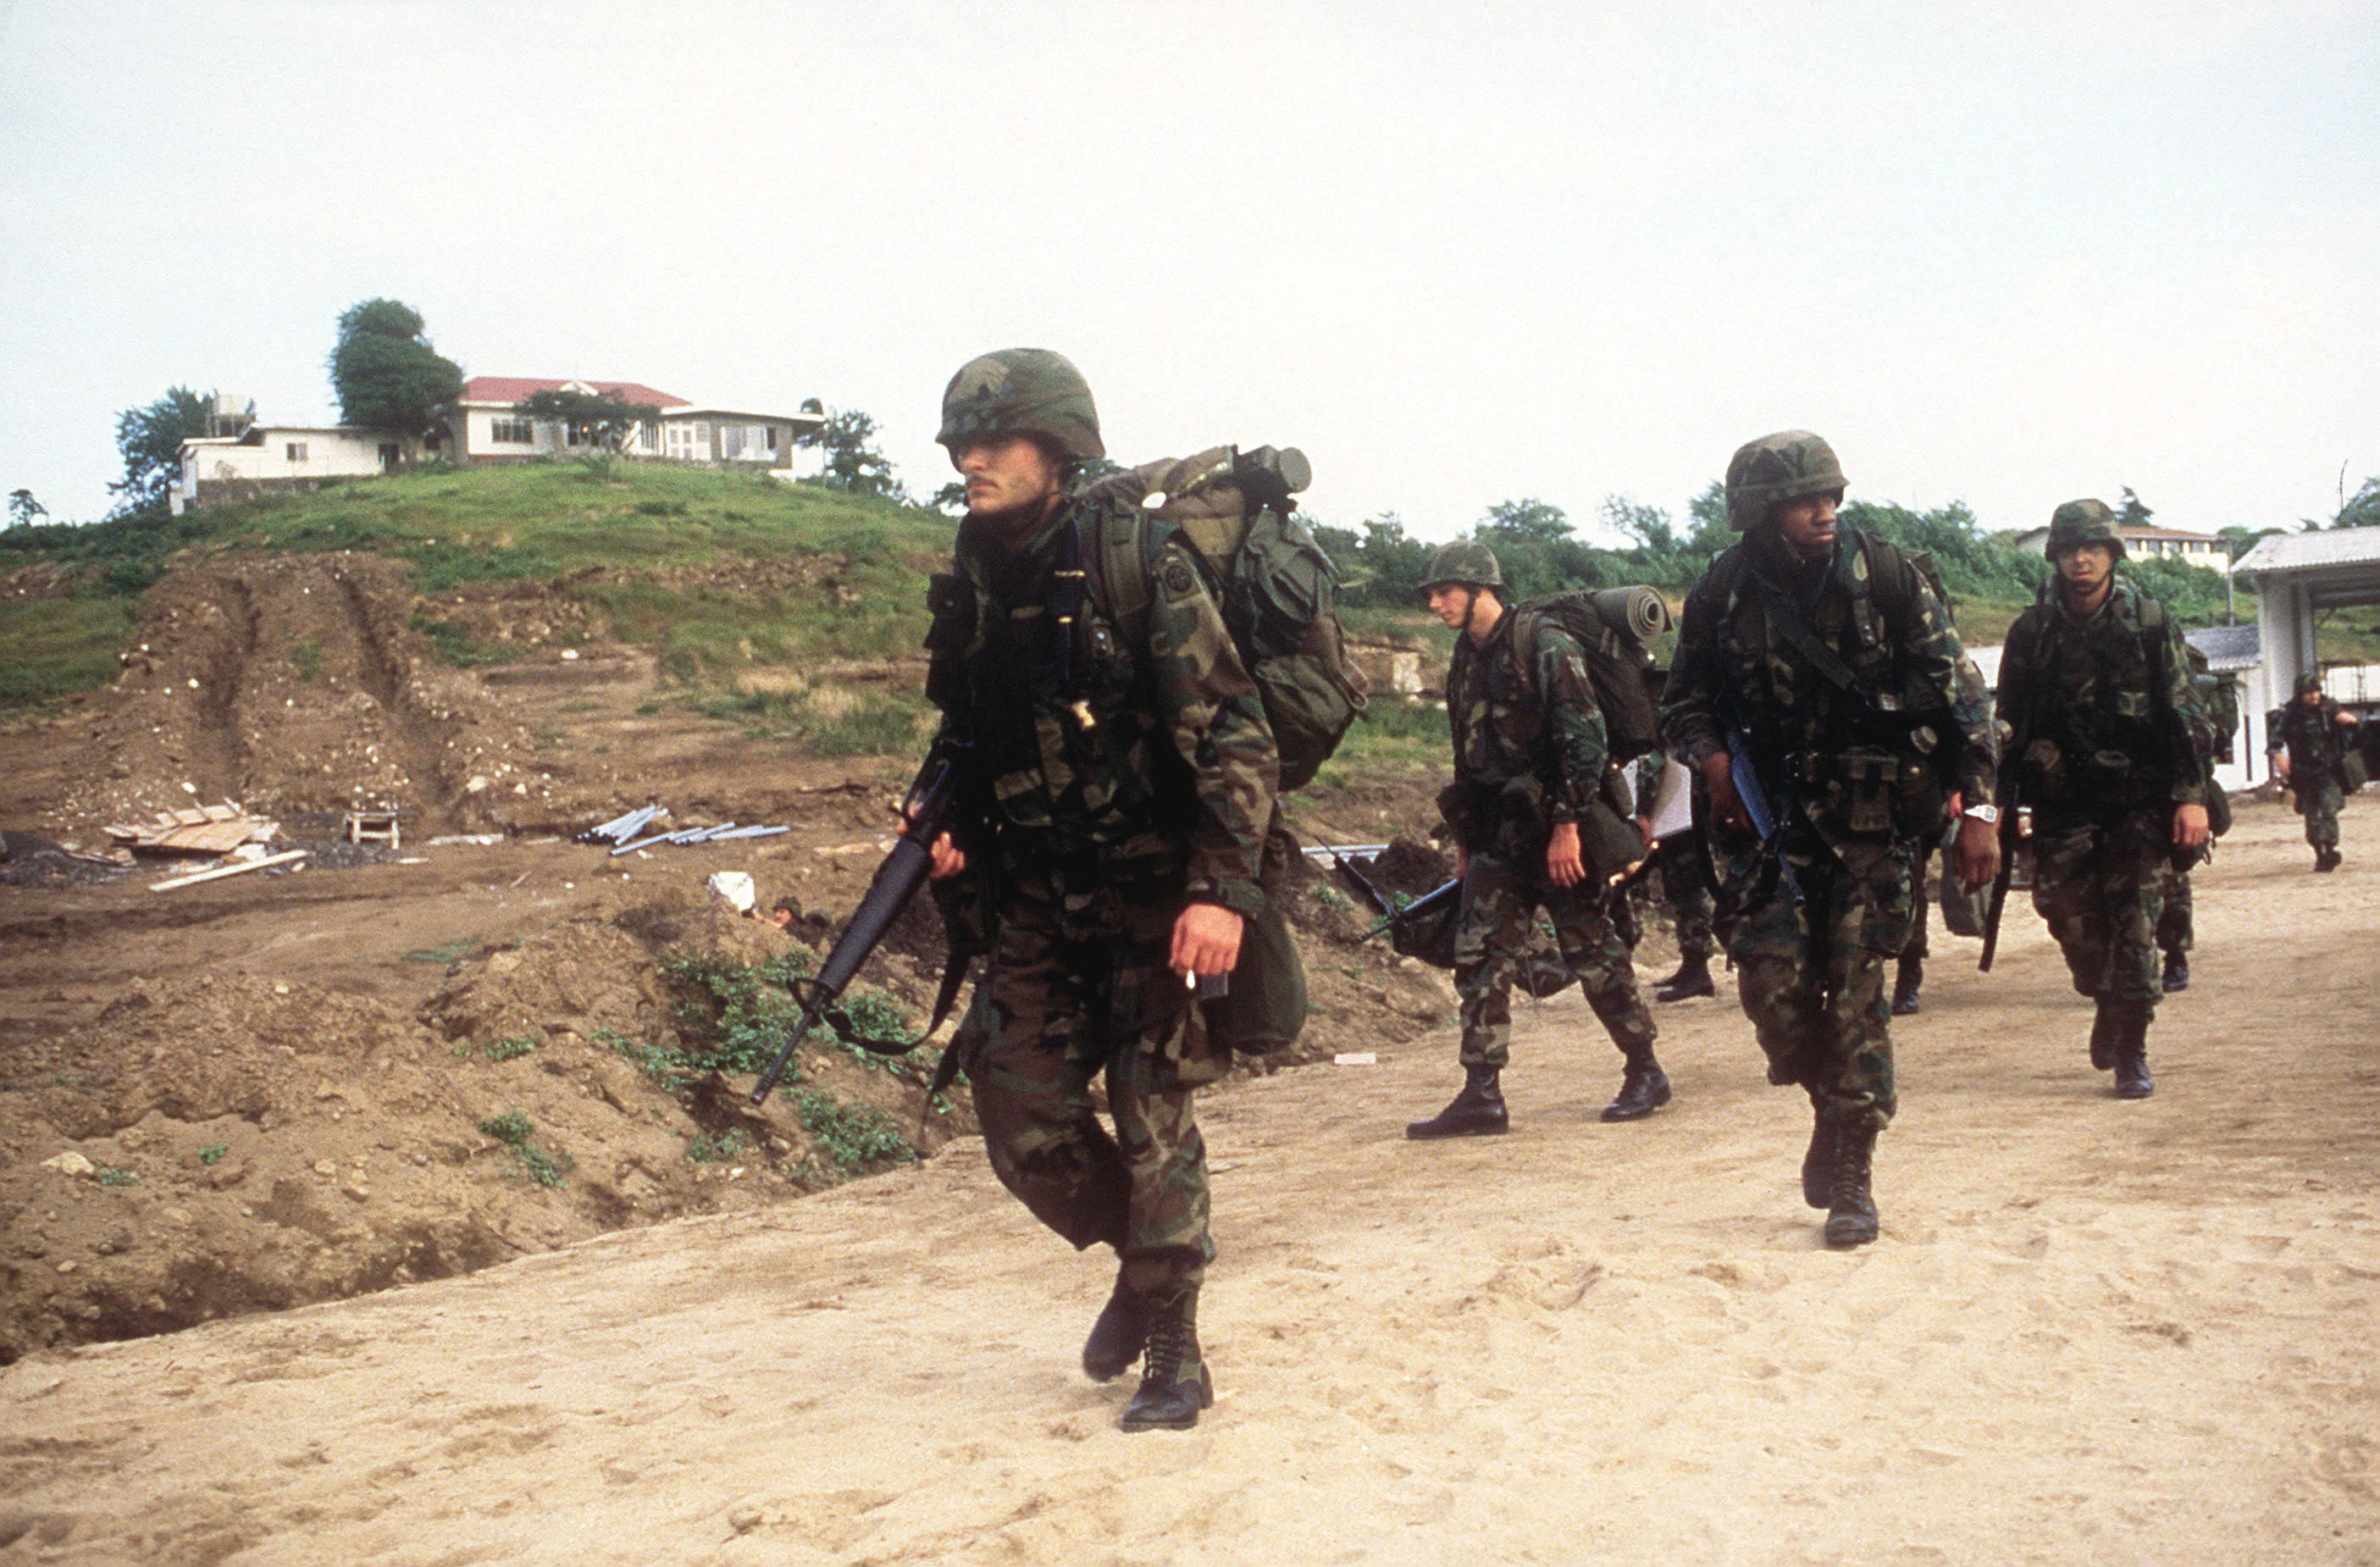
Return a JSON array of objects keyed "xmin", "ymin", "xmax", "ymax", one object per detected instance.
[
  {"xmin": 2184, "ymin": 624, "xmax": 2260, "ymax": 670},
  {"xmin": 2233, "ymin": 529, "xmax": 2380, "ymax": 574}
]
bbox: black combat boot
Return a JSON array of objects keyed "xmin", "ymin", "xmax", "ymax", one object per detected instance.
[
  {"xmin": 2316, "ymin": 847, "xmax": 2341, "ymax": 872},
  {"xmin": 2089, "ymin": 999, "xmax": 2117, "ymax": 1071},
  {"xmin": 1801, "ymin": 1100, "xmax": 1838, "ymax": 1210},
  {"xmin": 2112, "ymin": 1005, "xmax": 2155, "ymax": 1100},
  {"xmin": 1406, "ymin": 1064, "xmax": 1508, "ymax": 1139},
  {"xmin": 1824, "ymin": 1120, "xmax": 1880, "ymax": 1249},
  {"xmin": 1890, "ymin": 956, "xmax": 1923, "ymax": 1016},
  {"xmin": 1652, "ymin": 954, "xmax": 1716, "ymax": 1003},
  {"xmin": 2161, "ymin": 951, "xmax": 2189, "ymax": 993},
  {"xmin": 1081, "ymin": 1270, "xmax": 1149, "ymax": 1382},
  {"xmin": 1600, "ymin": 1044, "xmax": 1672, "ymax": 1122},
  {"xmin": 1119, "ymin": 1286, "xmax": 1212, "ymax": 1432}
]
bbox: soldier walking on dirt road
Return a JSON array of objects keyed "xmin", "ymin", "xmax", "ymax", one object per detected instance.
[
  {"xmin": 1995, "ymin": 499, "xmax": 2210, "ymax": 1099},
  {"xmin": 918, "ymin": 349, "xmax": 1281, "ymax": 1431},
  {"xmin": 2268, "ymin": 670, "xmax": 2361, "ymax": 873},
  {"xmin": 1661, "ymin": 431, "xmax": 1999, "ymax": 1248}
]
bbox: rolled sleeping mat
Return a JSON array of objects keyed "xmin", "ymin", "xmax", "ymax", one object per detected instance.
[{"xmin": 1590, "ymin": 584, "xmax": 1674, "ymax": 643}]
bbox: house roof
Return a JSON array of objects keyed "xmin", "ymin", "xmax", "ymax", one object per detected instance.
[
  {"xmin": 461, "ymin": 377, "xmax": 690, "ymax": 410},
  {"xmin": 2184, "ymin": 624, "xmax": 2261, "ymax": 671},
  {"xmin": 2233, "ymin": 529, "xmax": 2380, "ymax": 574},
  {"xmin": 661, "ymin": 407, "xmax": 826, "ymax": 429}
]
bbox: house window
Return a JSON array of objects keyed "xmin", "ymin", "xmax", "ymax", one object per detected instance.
[
  {"xmin": 490, "ymin": 418, "xmax": 534, "ymax": 445},
  {"xmin": 767, "ymin": 425, "xmax": 778, "ymax": 451},
  {"xmin": 286, "ymin": 442, "xmax": 308, "ymax": 462},
  {"xmin": 722, "ymin": 427, "xmax": 747, "ymax": 460}
]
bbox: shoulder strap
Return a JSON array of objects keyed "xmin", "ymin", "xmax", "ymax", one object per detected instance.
[{"xmin": 1079, "ymin": 501, "xmax": 1156, "ymax": 646}]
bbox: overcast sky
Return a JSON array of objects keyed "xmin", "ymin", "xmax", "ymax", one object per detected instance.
[{"xmin": 3, "ymin": 0, "xmax": 2374, "ymax": 543}]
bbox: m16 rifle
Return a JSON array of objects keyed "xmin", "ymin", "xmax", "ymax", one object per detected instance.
[
  {"xmin": 1977, "ymin": 779, "xmax": 2020, "ymax": 972},
  {"xmin": 1724, "ymin": 726, "xmax": 1804, "ymax": 907},
  {"xmin": 749, "ymin": 751, "xmax": 966, "ymax": 1102}
]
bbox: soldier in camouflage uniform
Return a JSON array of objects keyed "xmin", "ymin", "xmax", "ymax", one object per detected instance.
[
  {"xmin": 2267, "ymin": 671, "xmax": 2361, "ymax": 872},
  {"xmin": 1663, "ymin": 432, "xmax": 1999, "ymax": 1248},
  {"xmin": 1997, "ymin": 500, "xmax": 2210, "ymax": 1099},
  {"xmin": 921, "ymin": 349, "xmax": 1279, "ymax": 1431},
  {"xmin": 2156, "ymin": 644, "xmax": 2237, "ymax": 989},
  {"xmin": 1406, "ymin": 541, "xmax": 1670, "ymax": 1139}
]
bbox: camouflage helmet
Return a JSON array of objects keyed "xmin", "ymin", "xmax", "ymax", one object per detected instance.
[
  {"xmin": 936, "ymin": 348, "xmax": 1104, "ymax": 462},
  {"xmin": 2295, "ymin": 670, "xmax": 2325, "ymax": 696},
  {"xmin": 1418, "ymin": 540, "xmax": 1503, "ymax": 595},
  {"xmin": 2045, "ymin": 498, "xmax": 2127, "ymax": 561},
  {"xmin": 1724, "ymin": 430, "xmax": 1846, "ymax": 530}
]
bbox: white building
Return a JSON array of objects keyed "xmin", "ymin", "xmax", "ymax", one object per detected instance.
[
  {"xmin": 174, "ymin": 425, "xmax": 428, "ymax": 512},
  {"xmin": 451, "ymin": 377, "xmax": 823, "ymax": 473}
]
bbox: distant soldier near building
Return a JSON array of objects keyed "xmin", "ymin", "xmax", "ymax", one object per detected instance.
[
  {"xmin": 1407, "ymin": 541, "xmax": 1672, "ymax": 1139},
  {"xmin": 2157, "ymin": 643, "xmax": 2238, "ymax": 990},
  {"xmin": 1996, "ymin": 500, "xmax": 2210, "ymax": 1099},
  {"xmin": 2267, "ymin": 671, "xmax": 2361, "ymax": 872},
  {"xmin": 1663, "ymin": 432, "xmax": 1999, "ymax": 1247}
]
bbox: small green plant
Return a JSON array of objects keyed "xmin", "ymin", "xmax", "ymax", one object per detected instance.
[
  {"xmin": 1314, "ymin": 884, "xmax": 1353, "ymax": 913},
  {"xmin": 286, "ymin": 636, "xmax": 324, "ymax": 683},
  {"xmin": 479, "ymin": 1110, "xmax": 534, "ymax": 1144},
  {"xmin": 634, "ymin": 499, "xmax": 688, "ymax": 517},
  {"xmin": 410, "ymin": 612, "xmax": 521, "ymax": 667},
  {"xmin": 839, "ymin": 988, "xmax": 921, "ymax": 1054},
  {"xmin": 476, "ymin": 1110, "xmax": 567, "ymax": 1187},
  {"xmin": 686, "ymin": 1128, "xmax": 749, "ymax": 1163},
  {"xmin": 196, "ymin": 1143, "xmax": 229, "ymax": 1166},
  {"xmin": 405, "ymin": 939, "xmax": 476, "ymax": 965},
  {"xmin": 791, "ymin": 1088, "xmax": 914, "ymax": 1174},
  {"xmin": 97, "ymin": 1166, "xmax": 140, "ymax": 1188},
  {"xmin": 485, "ymin": 1035, "xmax": 538, "ymax": 1063}
]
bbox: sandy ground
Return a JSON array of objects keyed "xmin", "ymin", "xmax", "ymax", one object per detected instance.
[{"xmin": 3, "ymin": 795, "xmax": 2377, "ymax": 1566}]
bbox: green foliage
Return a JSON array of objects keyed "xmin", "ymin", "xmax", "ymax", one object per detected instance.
[
  {"xmin": 0, "ymin": 596, "xmax": 135, "ymax": 711},
  {"xmin": 2119, "ymin": 555, "xmax": 2231, "ymax": 625},
  {"xmin": 1476, "ymin": 499, "xmax": 1603, "ymax": 599},
  {"xmin": 686, "ymin": 1128, "xmax": 749, "ymax": 1163},
  {"xmin": 1320, "ymin": 512, "xmax": 1435, "ymax": 607},
  {"xmin": 329, "ymin": 298, "xmax": 464, "ymax": 433},
  {"xmin": 8, "ymin": 490, "xmax": 46, "ymax": 528},
  {"xmin": 286, "ymin": 636, "xmax": 324, "ymax": 683},
  {"xmin": 660, "ymin": 949, "xmax": 822, "ymax": 1083},
  {"xmin": 97, "ymin": 1166, "xmax": 140, "ymax": 1188},
  {"xmin": 402, "ymin": 939, "xmax": 477, "ymax": 965},
  {"xmin": 800, "ymin": 407, "xmax": 907, "ymax": 500},
  {"xmin": 1839, "ymin": 499, "xmax": 2045, "ymax": 607},
  {"xmin": 196, "ymin": 1144, "xmax": 229, "ymax": 1166},
  {"xmin": 790, "ymin": 1088, "xmax": 914, "ymax": 1172},
  {"xmin": 484, "ymin": 1035, "xmax": 539, "ymax": 1063},
  {"xmin": 478, "ymin": 1110, "xmax": 534, "ymax": 1144},
  {"xmin": 514, "ymin": 388, "xmax": 661, "ymax": 452},
  {"xmin": 839, "ymin": 988, "xmax": 921, "ymax": 1052},
  {"xmin": 410, "ymin": 613, "xmax": 522, "ymax": 667},
  {"xmin": 698, "ymin": 685, "xmax": 931, "ymax": 756},
  {"xmin": 2324, "ymin": 476, "xmax": 2380, "ymax": 530},
  {"xmin": 110, "ymin": 385, "xmax": 217, "ymax": 515}
]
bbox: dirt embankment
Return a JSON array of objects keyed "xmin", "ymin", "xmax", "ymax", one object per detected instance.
[{"xmin": 0, "ymin": 548, "xmax": 1473, "ymax": 1362}]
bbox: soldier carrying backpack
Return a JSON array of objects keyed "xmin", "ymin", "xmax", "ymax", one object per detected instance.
[
  {"xmin": 916, "ymin": 347, "xmax": 1362, "ymax": 1434},
  {"xmin": 1405, "ymin": 540, "xmax": 1674, "ymax": 1142}
]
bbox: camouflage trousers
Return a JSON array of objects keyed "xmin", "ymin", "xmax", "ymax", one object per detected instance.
[
  {"xmin": 959, "ymin": 861, "xmax": 1220, "ymax": 1298},
  {"xmin": 1661, "ymin": 826, "xmax": 1718, "ymax": 962},
  {"xmin": 2029, "ymin": 809, "xmax": 2167, "ymax": 1010},
  {"xmin": 2157, "ymin": 869, "xmax": 2193, "ymax": 957},
  {"xmin": 2294, "ymin": 778, "xmax": 2344, "ymax": 852},
  {"xmin": 1453, "ymin": 846, "xmax": 1657, "ymax": 1070},
  {"xmin": 1724, "ymin": 834, "xmax": 1912, "ymax": 1130},
  {"xmin": 1901, "ymin": 838, "xmax": 1935, "ymax": 964}
]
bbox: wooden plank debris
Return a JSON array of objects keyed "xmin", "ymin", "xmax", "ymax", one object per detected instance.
[
  {"xmin": 149, "ymin": 849, "xmax": 309, "ymax": 891},
  {"xmin": 346, "ymin": 811, "xmax": 400, "ymax": 849},
  {"xmin": 106, "ymin": 800, "xmax": 280, "ymax": 856}
]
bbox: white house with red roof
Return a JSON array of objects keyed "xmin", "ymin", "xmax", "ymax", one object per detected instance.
[{"xmin": 453, "ymin": 377, "xmax": 823, "ymax": 471}]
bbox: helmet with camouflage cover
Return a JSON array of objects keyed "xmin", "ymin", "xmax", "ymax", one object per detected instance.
[
  {"xmin": 2295, "ymin": 669, "xmax": 2325, "ymax": 696},
  {"xmin": 1724, "ymin": 430, "xmax": 1846, "ymax": 530},
  {"xmin": 1418, "ymin": 540, "xmax": 1503, "ymax": 595},
  {"xmin": 2045, "ymin": 498, "xmax": 2128, "ymax": 561},
  {"xmin": 936, "ymin": 348, "xmax": 1104, "ymax": 462}
]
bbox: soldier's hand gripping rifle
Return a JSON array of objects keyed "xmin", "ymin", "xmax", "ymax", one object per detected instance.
[
  {"xmin": 1724, "ymin": 727, "xmax": 1804, "ymax": 907},
  {"xmin": 748, "ymin": 753, "xmax": 963, "ymax": 1102},
  {"xmin": 1977, "ymin": 779, "xmax": 2020, "ymax": 972}
]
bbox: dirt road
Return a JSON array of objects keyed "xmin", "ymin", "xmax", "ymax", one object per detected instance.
[{"xmin": 3, "ymin": 796, "xmax": 2376, "ymax": 1565}]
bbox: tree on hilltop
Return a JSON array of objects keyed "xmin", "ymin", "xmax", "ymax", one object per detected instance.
[
  {"xmin": 799, "ymin": 407, "xmax": 906, "ymax": 501},
  {"xmin": 108, "ymin": 386, "xmax": 218, "ymax": 517},
  {"xmin": 515, "ymin": 388, "xmax": 661, "ymax": 452},
  {"xmin": 329, "ymin": 298, "xmax": 464, "ymax": 435}
]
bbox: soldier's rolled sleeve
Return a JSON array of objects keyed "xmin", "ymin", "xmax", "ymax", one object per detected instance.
[
  {"xmin": 1533, "ymin": 624, "xmax": 1609, "ymax": 822},
  {"xmin": 1659, "ymin": 581, "xmax": 1730, "ymax": 768},
  {"xmin": 1146, "ymin": 539, "xmax": 1280, "ymax": 909}
]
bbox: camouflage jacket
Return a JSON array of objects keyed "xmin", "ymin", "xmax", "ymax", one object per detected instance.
[
  {"xmin": 925, "ymin": 496, "xmax": 1279, "ymax": 916},
  {"xmin": 1997, "ymin": 578, "xmax": 2207, "ymax": 812},
  {"xmin": 1442, "ymin": 605, "xmax": 1609, "ymax": 849},
  {"xmin": 2267, "ymin": 695, "xmax": 2356, "ymax": 783},
  {"xmin": 1661, "ymin": 526, "xmax": 1997, "ymax": 850}
]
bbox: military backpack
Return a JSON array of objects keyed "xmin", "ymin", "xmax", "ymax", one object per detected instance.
[
  {"xmin": 1077, "ymin": 446, "xmax": 1368, "ymax": 792},
  {"xmin": 1502, "ymin": 585, "xmax": 1673, "ymax": 765}
]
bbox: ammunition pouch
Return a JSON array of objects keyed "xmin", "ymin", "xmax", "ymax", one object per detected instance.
[
  {"xmin": 1201, "ymin": 899, "xmax": 1309, "ymax": 1055},
  {"xmin": 1436, "ymin": 779, "xmax": 1488, "ymax": 851},
  {"xmin": 1816, "ymin": 745, "xmax": 1944, "ymax": 839}
]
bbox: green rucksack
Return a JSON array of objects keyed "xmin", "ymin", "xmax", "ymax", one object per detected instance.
[
  {"xmin": 1079, "ymin": 446, "xmax": 1369, "ymax": 791},
  {"xmin": 1505, "ymin": 585, "xmax": 1674, "ymax": 765}
]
